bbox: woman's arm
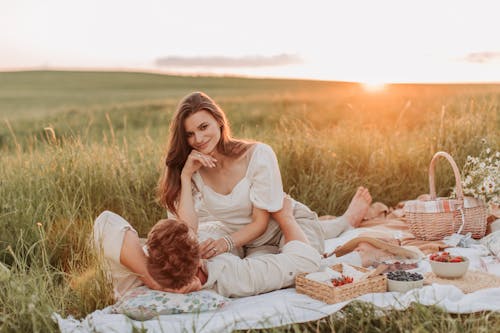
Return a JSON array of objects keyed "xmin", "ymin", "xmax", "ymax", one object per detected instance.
[
  {"xmin": 176, "ymin": 150, "xmax": 217, "ymax": 232},
  {"xmin": 230, "ymin": 207, "xmax": 270, "ymax": 247},
  {"xmin": 201, "ymin": 206, "xmax": 270, "ymax": 258},
  {"xmin": 176, "ymin": 174, "xmax": 199, "ymax": 232}
]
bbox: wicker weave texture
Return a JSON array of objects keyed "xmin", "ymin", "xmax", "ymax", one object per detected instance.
[
  {"xmin": 405, "ymin": 152, "xmax": 488, "ymax": 241},
  {"xmin": 407, "ymin": 207, "xmax": 488, "ymax": 240},
  {"xmin": 295, "ymin": 264, "xmax": 387, "ymax": 304},
  {"xmin": 424, "ymin": 271, "xmax": 500, "ymax": 293}
]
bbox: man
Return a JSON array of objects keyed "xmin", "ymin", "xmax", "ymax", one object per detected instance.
[
  {"xmin": 94, "ymin": 196, "xmax": 321, "ymax": 299},
  {"xmin": 95, "ymin": 192, "xmax": 416, "ymax": 299}
]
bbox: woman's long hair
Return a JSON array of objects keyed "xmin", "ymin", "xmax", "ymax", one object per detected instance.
[{"xmin": 157, "ymin": 92, "xmax": 251, "ymax": 215}]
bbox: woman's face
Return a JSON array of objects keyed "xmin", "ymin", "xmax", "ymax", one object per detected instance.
[{"xmin": 184, "ymin": 110, "xmax": 221, "ymax": 155}]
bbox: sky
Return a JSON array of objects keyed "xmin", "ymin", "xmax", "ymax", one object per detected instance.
[{"xmin": 1, "ymin": 0, "xmax": 500, "ymax": 83}]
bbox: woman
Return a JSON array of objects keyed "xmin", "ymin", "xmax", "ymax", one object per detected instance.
[{"xmin": 158, "ymin": 92, "xmax": 372, "ymax": 259}]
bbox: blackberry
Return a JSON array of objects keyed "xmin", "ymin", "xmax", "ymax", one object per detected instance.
[{"xmin": 387, "ymin": 270, "xmax": 423, "ymax": 281}]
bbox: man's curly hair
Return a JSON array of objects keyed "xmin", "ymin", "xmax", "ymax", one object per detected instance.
[{"xmin": 146, "ymin": 219, "xmax": 200, "ymax": 289}]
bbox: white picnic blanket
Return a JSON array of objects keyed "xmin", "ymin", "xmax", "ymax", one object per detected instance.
[{"xmin": 54, "ymin": 228, "xmax": 500, "ymax": 333}]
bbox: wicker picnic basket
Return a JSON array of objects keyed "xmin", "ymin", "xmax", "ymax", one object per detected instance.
[
  {"xmin": 295, "ymin": 264, "xmax": 387, "ymax": 304},
  {"xmin": 403, "ymin": 152, "xmax": 488, "ymax": 241}
]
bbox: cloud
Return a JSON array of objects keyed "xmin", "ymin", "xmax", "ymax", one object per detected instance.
[
  {"xmin": 462, "ymin": 51, "xmax": 500, "ymax": 63},
  {"xmin": 155, "ymin": 54, "xmax": 302, "ymax": 68}
]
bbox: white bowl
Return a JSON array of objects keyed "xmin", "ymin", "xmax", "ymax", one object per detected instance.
[
  {"xmin": 387, "ymin": 278, "xmax": 423, "ymax": 293},
  {"xmin": 429, "ymin": 257, "xmax": 469, "ymax": 279}
]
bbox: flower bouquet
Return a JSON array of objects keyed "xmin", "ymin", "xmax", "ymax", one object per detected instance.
[{"xmin": 456, "ymin": 143, "xmax": 499, "ymax": 211}]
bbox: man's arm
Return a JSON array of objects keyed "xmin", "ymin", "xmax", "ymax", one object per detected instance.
[
  {"xmin": 121, "ymin": 229, "xmax": 204, "ymax": 293},
  {"xmin": 120, "ymin": 230, "xmax": 164, "ymax": 290}
]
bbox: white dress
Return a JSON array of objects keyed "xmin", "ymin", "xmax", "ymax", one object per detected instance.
[
  {"xmin": 191, "ymin": 143, "xmax": 286, "ymax": 252},
  {"xmin": 187, "ymin": 142, "xmax": 351, "ymax": 257},
  {"xmin": 193, "ymin": 143, "xmax": 284, "ymax": 223}
]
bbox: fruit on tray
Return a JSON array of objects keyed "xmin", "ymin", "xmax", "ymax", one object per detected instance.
[
  {"xmin": 331, "ymin": 275, "xmax": 354, "ymax": 287},
  {"xmin": 381, "ymin": 259, "xmax": 419, "ymax": 271}
]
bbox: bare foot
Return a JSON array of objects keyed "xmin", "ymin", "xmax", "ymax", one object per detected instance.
[
  {"xmin": 355, "ymin": 242, "xmax": 395, "ymax": 267},
  {"xmin": 342, "ymin": 187, "xmax": 372, "ymax": 228}
]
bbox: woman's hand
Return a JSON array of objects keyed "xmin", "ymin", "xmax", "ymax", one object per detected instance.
[
  {"xmin": 181, "ymin": 150, "xmax": 217, "ymax": 178},
  {"xmin": 199, "ymin": 237, "xmax": 228, "ymax": 259}
]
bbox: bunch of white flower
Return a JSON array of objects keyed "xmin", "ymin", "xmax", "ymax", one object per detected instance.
[{"xmin": 458, "ymin": 144, "xmax": 499, "ymax": 207}]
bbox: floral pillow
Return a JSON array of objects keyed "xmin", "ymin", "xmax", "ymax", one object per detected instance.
[{"xmin": 111, "ymin": 286, "xmax": 229, "ymax": 321}]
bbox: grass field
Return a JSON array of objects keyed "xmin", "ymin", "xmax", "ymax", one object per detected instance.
[{"xmin": 0, "ymin": 70, "xmax": 499, "ymax": 332}]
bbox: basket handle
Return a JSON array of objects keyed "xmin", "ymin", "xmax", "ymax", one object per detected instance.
[{"xmin": 428, "ymin": 151, "xmax": 464, "ymax": 200}]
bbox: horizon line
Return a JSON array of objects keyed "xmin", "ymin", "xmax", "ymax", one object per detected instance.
[{"xmin": 1, "ymin": 66, "xmax": 500, "ymax": 85}]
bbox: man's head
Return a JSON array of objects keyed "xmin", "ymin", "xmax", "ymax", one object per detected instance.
[{"xmin": 146, "ymin": 219, "xmax": 201, "ymax": 290}]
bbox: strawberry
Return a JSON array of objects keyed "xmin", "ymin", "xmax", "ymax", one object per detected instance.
[
  {"xmin": 429, "ymin": 252, "xmax": 465, "ymax": 263},
  {"xmin": 331, "ymin": 275, "xmax": 354, "ymax": 287}
]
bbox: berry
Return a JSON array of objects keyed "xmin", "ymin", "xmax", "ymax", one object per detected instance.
[
  {"xmin": 331, "ymin": 275, "xmax": 354, "ymax": 287},
  {"xmin": 387, "ymin": 270, "xmax": 423, "ymax": 281},
  {"xmin": 429, "ymin": 252, "xmax": 465, "ymax": 263}
]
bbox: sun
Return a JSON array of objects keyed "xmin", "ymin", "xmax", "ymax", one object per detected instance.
[{"xmin": 361, "ymin": 80, "xmax": 386, "ymax": 92}]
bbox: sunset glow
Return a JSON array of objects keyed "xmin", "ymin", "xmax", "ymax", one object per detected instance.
[
  {"xmin": 1, "ymin": 0, "xmax": 499, "ymax": 83},
  {"xmin": 361, "ymin": 81, "xmax": 386, "ymax": 93}
]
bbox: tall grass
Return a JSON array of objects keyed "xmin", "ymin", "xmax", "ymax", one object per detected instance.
[{"xmin": 0, "ymin": 71, "xmax": 499, "ymax": 332}]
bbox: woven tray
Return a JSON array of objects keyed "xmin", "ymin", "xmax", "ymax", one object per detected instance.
[
  {"xmin": 295, "ymin": 264, "xmax": 387, "ymax": 304},
  {"xmin": 424, "ymin": 271, "xmax": 500, "ymax": 293}
]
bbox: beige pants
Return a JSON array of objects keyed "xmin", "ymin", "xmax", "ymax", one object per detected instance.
[{"xmin": 203, "ymin": 240, "xmax": 321, "ymax": 298}]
